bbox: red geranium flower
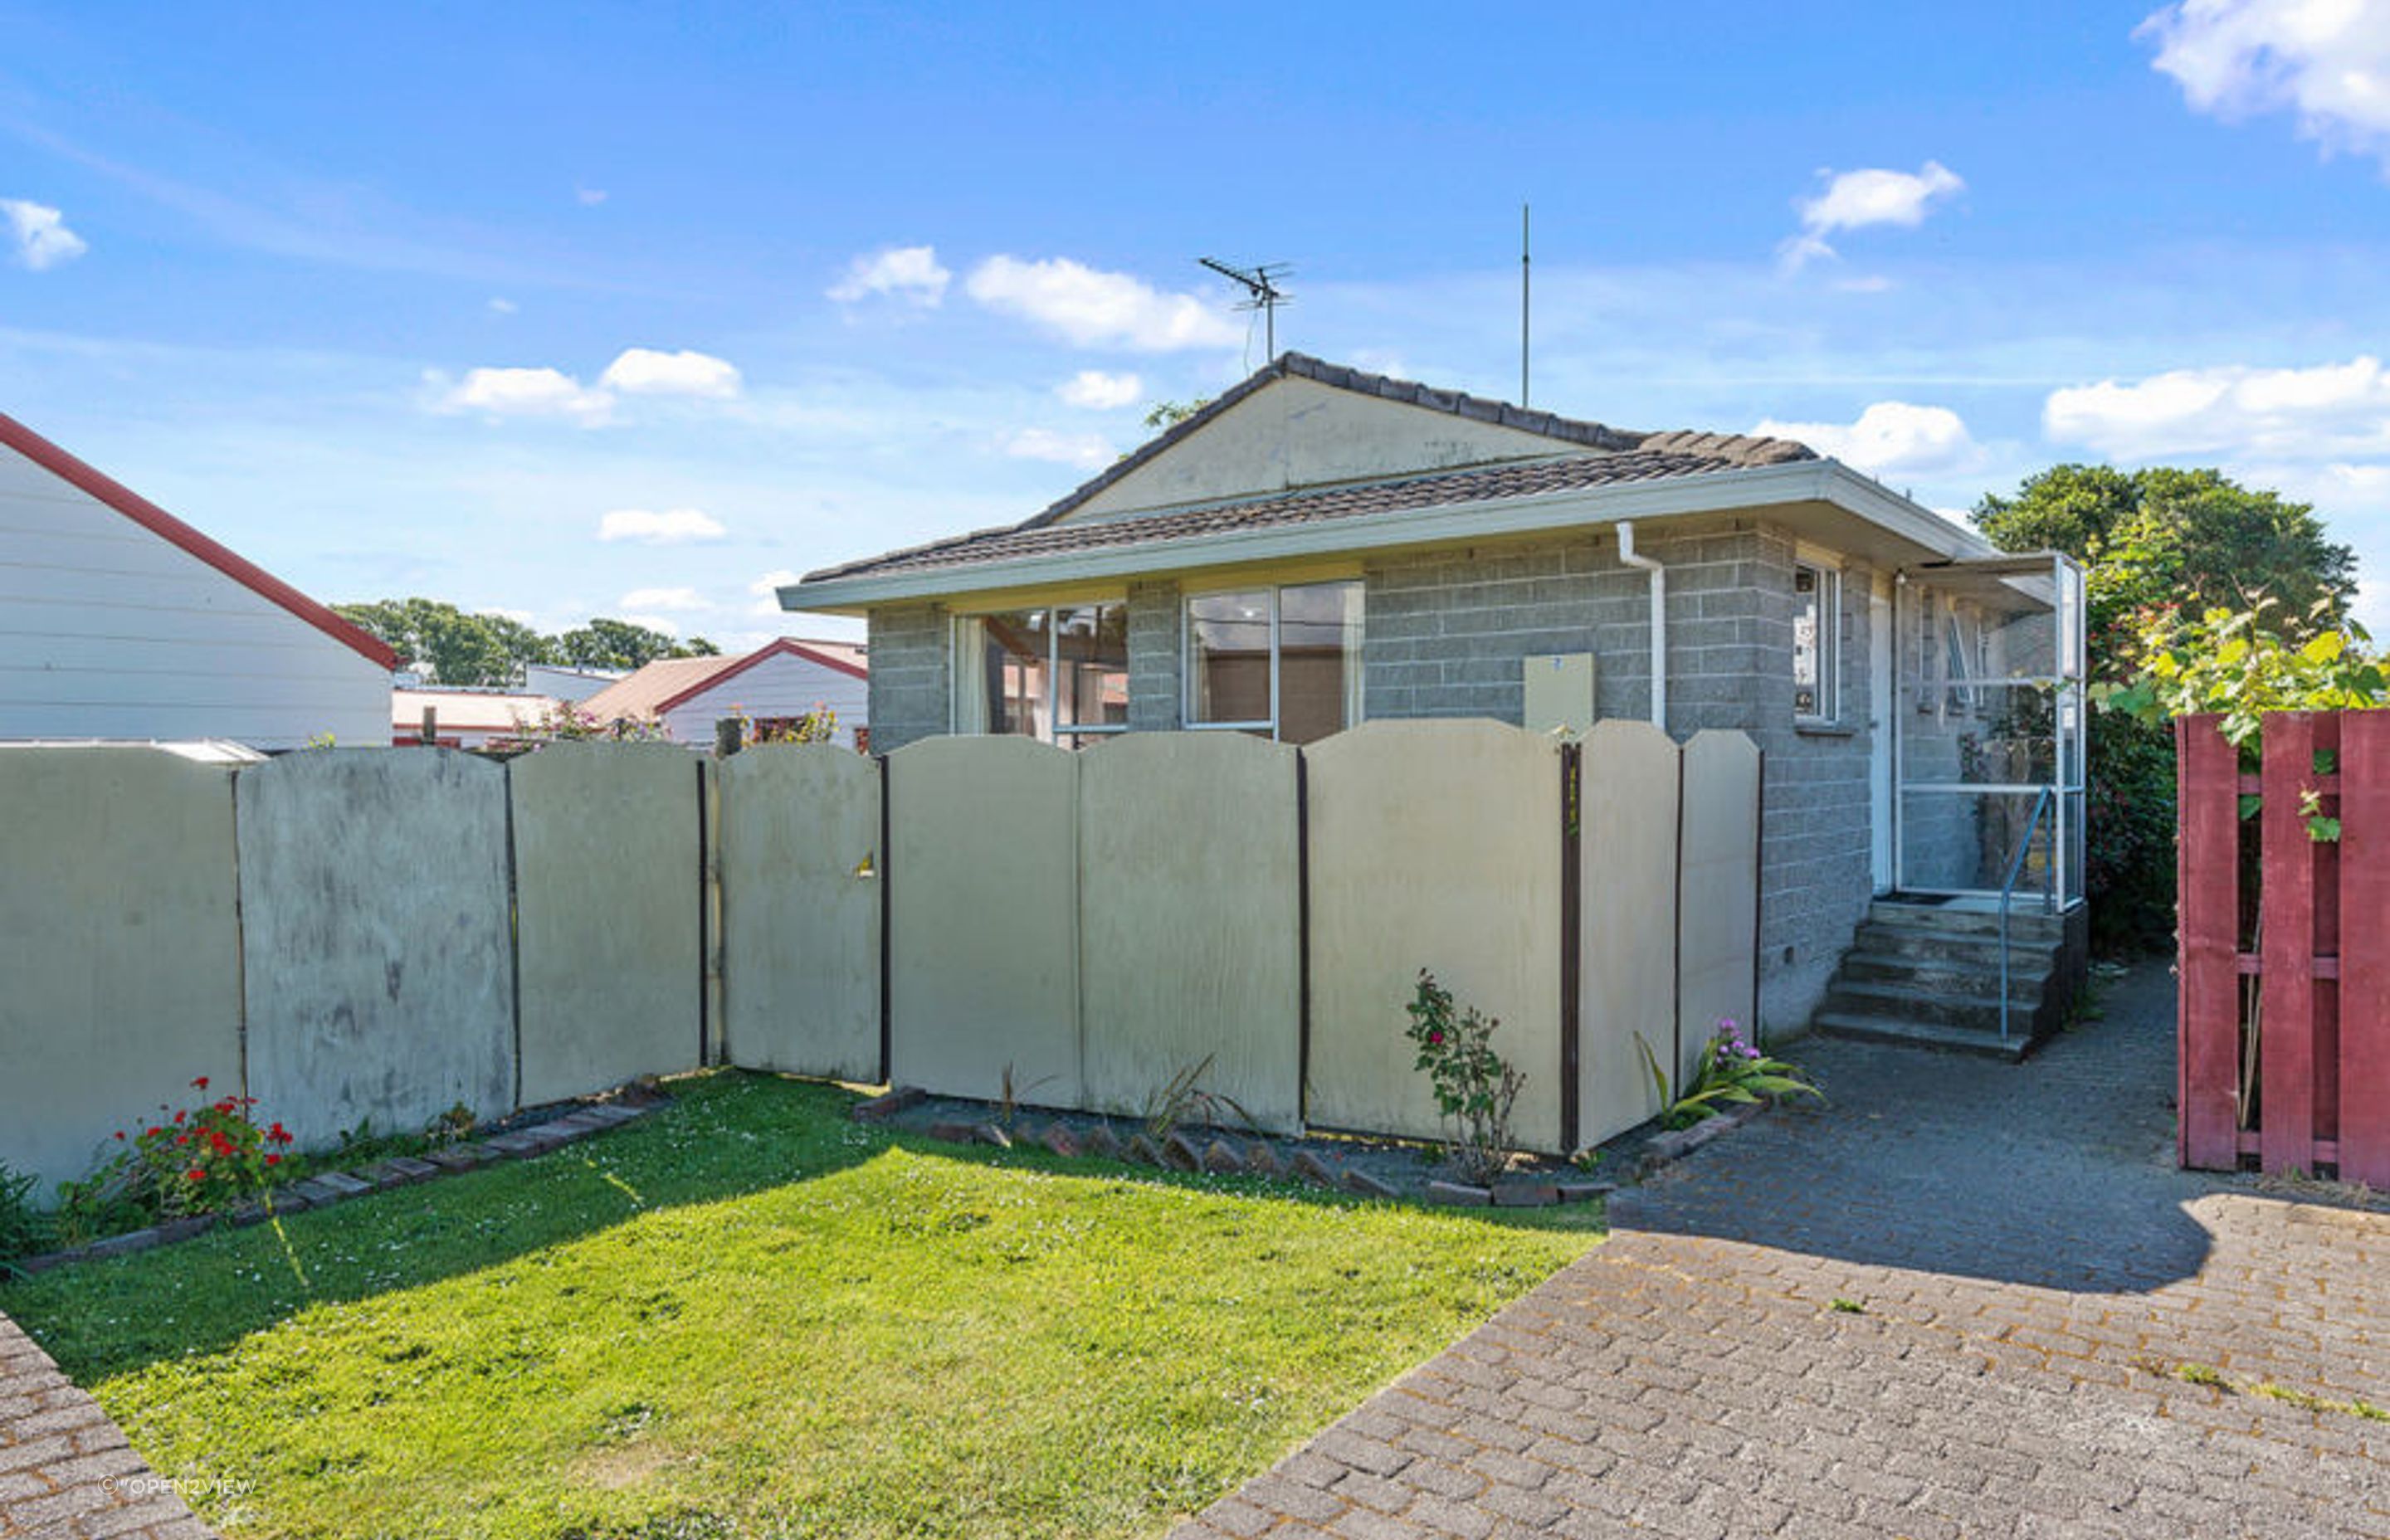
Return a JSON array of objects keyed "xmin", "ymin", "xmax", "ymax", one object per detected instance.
[
  {"xmin": 192, "ymin": 1076, "xmax": 209, "ymax": 1091},
  {"xmin": 264, "ymin": 1153, "xmax": 281, "ymax": 1167},
  {"xmin": 185, "ymin": 1169, "xmax": 204, "ymax": 1182}
]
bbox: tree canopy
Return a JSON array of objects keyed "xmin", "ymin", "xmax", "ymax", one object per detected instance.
[
  {"xmin": 1973, "ymin": 465, "xmax": 2355, "ymax": 683},
  {"xmin": 1971, "ymin": 464, "xmax": 2360, "ymax": 949},
  {"xmin": 334, "ymin": 598, "xmax": 717, "ymax": 686}
]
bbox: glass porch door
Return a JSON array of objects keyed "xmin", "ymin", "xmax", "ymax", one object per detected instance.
[{"xmin": 1892, "ymin": 553, "xmax": 2086, "ymax": 909}]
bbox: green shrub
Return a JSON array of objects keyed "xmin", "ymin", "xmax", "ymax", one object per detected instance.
[{"xmin": 0, "ymin": 1163, "xmax": 52, "ymax": 1275}]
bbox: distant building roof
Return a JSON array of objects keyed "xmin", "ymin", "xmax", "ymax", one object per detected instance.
[
  {"xmin": 391, "ymin": 689, "xmax": 558, "ymax": 734},
  {"xmin": 0, "ymin": 412, "xmax": 401, "ymax": 670},
  {"xmin": 579, "ymin": 638, "xmax": 867, "ymax": 723}
]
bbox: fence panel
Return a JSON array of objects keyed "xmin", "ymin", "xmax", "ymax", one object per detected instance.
[
  {"xmin": 2258, "ymin": 713, "xmax": 2320, "ymax": 1172},
  {"xmin": 239, "ymin": 750, "xmax": 515, "ymax": 1145},
  {"xmin": 0, "ymin": 748, "xmax": 246, "ymax": 1191},
  {"xmin": 886, "ymin": 737, "xmax": 1080, "ymax": 1107},
  {"xmin": 719, "ymin": 744, "xmax": 883, "ymax": 1081},
  {"xmin": 1306, "ymin": 720, "xmax": 1563, "ymax": 1152},
  {"xmin": 1077, "ymin": 732, "xmax": 1302, "ymax": 1133},
  {"xmin": 1676, "ymin": 730, "xmax": 1761, "ymax": 1089},
  {"xmin": 2340, "ymin": 712, "xmax": 2390, "ymax": 1186},
  {"xmin": 510, "ymin": 744, "xmax": 704, "ymax": 1106},
  {"xmin": 1578, "ymin": 720, "xmax": 1681, "ymax": 1148},
  {"xmin": 2176, "ymin": 714, "xmax": 2242, "ymax": 1170}
]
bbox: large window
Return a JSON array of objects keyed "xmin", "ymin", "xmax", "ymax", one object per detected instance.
[
  {"xmin": 1792, "ymin": 562, "xmax": 1841, "ymax": 724},
  {"xmin": 1185, "ymin": 580, "xmax": 1363, "ymax": 743},
  {"xmin": 954, "ymin": 602, "xmax": 1128, "ymax": 744}
]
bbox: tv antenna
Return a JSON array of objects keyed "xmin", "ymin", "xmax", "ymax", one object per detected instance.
[{"xmin": 1199, "ymin": 257, "xmax": 1290, "ymax": 359}]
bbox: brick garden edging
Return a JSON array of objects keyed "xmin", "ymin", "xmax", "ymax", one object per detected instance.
[
  {"xmin": 9, "ymin": 1100, "xmax": 658, "ymax": 1279},
  {"xmin": 871, "ymin": 1088, "xmax": 1778, "ymax": 1208}
]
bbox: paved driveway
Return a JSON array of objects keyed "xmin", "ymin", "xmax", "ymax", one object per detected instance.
[{"xmin": 1175, "ymin": 960, "xmax": 2389, "ymax": 1539}]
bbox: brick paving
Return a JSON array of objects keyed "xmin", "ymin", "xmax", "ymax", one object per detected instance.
[
  {"xmin": 0, "ymin": 1313, "xmax": 210, "ymax": 1539},
  {"xmin": 1176, "ymin": 959, "xmax": 2390, "ymax": 1539}
]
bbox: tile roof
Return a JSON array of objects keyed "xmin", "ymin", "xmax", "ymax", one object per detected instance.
[
  {"xmin": 804, "ymin": 444, "xmax": 1810, "ymax": 584},
  {"xmin": 579, "ymin": 655, "xmax": 739, "ymax": 723},
  {"xmin": 797, "ymin": 353, "xmax": 1813, "ymax": 587}
]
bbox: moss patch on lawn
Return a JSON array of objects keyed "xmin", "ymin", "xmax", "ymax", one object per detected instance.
[{"xmin": 1, "ymin": 1073, "xmax": 1600, "ymax": 1539}]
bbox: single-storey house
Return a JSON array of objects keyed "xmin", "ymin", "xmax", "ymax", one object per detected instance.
[
  {"xmin": 783, "ymin": 354, "xmax": 2089, "ymax": 1039},
  {"xmin": 580, "ymin": 636, "xmax": 871, "ymax": 748},
  {"xmin": 0, "ymin": 413, "xmax": 397, "ymax": 749}
]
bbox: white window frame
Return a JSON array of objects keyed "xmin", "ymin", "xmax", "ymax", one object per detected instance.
[
  {"xmin": 1792, "ymin": 558, "xmax": 1842, "ymax": 725},
  {"xmin": 950, "ymin": 602, "xmax": 1131, "ymax": 745},
  {"xmin": 1182, "ymin": 581, "xmax": 1364, "ymax": 741}
]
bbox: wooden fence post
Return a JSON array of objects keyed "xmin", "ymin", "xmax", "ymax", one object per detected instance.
[
  {"xmin": 2176, "ymin": 714, "xmax": 2240, "ymax": 1170},
  {"xmin": 2341, "ymin": 711, "xmax": 2390, "ymax": 1186},
  {"xmin": 2260, "ymin": 712, "xmax": 2317, "ymax": 1173}
]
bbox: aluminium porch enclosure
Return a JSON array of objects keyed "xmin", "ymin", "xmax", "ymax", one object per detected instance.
[{"xmin": 1892, "ymin": 552, "xmax": 2088, "ymax": 911}]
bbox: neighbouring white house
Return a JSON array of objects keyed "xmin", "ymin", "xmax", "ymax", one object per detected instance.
[
  {"xmin": 391, "ymin": 687, "xmax": 563, "ymax": 748},
  {"xmin": 0, "ymin": 413, "xmax": 397, "ymax": 748},
  {"xmin": 579, "ymin": 636, "xmax": 870, "ymax": 748}
]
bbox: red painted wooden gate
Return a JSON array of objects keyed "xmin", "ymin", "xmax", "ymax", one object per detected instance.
[{"xmin": 2177, "ymin": 710, "xmax": 2390, "ymax": 1183}]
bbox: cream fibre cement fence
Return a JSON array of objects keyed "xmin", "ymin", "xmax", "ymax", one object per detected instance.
[{"xmin": 0, "ymin": 723, "xmax": 1758, "ymax": 1191}]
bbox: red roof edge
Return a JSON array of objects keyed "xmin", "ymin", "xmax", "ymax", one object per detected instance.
[
  {"xmin": 0, "ymin": 412, "xmax": 402, "ymax": 670},
  {"xmin": 651, "ymin": 636, "xmax": 868, "ymax": 715}
]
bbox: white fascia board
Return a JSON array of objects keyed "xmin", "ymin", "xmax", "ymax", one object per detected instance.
[{"xmin": 781, "ymin": 458, "xmax": 1992, "ymax": 612}]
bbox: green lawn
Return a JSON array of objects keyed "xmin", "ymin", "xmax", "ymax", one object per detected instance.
[{"xmin": 1, "ymin": 1074, "xmax": 1601, "ymax": 1540}]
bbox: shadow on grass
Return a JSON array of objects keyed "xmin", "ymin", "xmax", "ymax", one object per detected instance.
[{"xmin": 0, "ymin": 1070, "xmax": 1597, "ymax": 1382}]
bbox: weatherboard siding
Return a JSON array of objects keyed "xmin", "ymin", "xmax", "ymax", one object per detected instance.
[
  {"xmin": 0, "ymin": 444, "xmax": 388, "ymax": 748},
  {"xmin": 659, "ymin": 650, "xmax": 871, "ymax": 748}
]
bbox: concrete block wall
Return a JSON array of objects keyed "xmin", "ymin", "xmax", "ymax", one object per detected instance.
[
  {"xmin": 1741, "ymin": 527, "xmax": 1875, "ymax": 1037},
  {"xmin": 861, "ymin": 602, "xmax": 950, "ymax": 753},
  {"xmin": 1125, "ymin": 579, "xmax": 1184, "ymax": 732},
  {"xmin": 1358, "ymin": 524, "xmax": 1771, "ymax": 734}
]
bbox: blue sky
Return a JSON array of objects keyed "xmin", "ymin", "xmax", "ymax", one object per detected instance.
[{"xmin": 5, "ymin": 0, "xmax": 2390, "ymax": 649}]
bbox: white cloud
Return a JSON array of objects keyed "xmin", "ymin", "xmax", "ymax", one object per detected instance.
[
  {"xmin": 619, "ymin": 613, "xmax": 681, "ymax": 636},
  {"xmin": 598, "ymin": 347, "xmax": 742, "ymax": 399},
  {"xmin": 2043, "ymin": 355, "xmax": 2390, "ymax": 460},
  {"xmin": 577, "ymin": 186, "xmax": 609, "ymax": 207},
  {"xmin": 1, "ymin": 198, "xmax": 88, "ymax": 270},
  {"xmin": 1753, "ymin": 401, "xmax": 1986, "ymax": 476},
  {"xmin": 432, "ymin": 365, "xmax": 613, "ymax": 425},
  {"xmin": 968, "ymin": 256, "xmax": 1241, "ymax": 351},
  {"xmin": 1056, "ymin": 369, "xmax": 1144, "ymax": 409},
  {"xmin": 1781, "ymin": 162, "xmax": 1964, "ymax": 267},
  {"xmin": 827, "ymin": 245, "xmax": 952, "ymax": 307},
  {"xmin": 487, "ymin": 296, "xmax": 517, "ymax": 314},
  {"xmin": 597, "ymin": 507, "xmax": 729, "ymax": 544},
  {"xmin": 2140, "ymin": 0, "xmax": 2390, "ymax": 168},
  {"xmin": 1005, "ymin": 427, "xmax": 1115, "ymax": 469},
  {"xmin": 620, "ymin": 586, "xmax": 707, "ymax": 613},
  {"xmin": 749, "ymin": 568, "xmax": 800, "ymax": 616}
]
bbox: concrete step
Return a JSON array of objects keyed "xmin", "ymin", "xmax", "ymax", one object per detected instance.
[
  {"xmin": 1821, "ymin": 978, "xmax": 2040, "ymax": 1035},
  {"xmin": 1866, "ymin": 901, "xmax": 2067, "ymax": 943},
  {"xmin": 1852, "ymin": 919, "xmax": 2068, "ymax": 967},
  {"xmin": 1838, "ymin": 950, "xmax": 2051, "ymax": 1000},
  {"xmin": 1812, "ymin": 1011, "xmax": 2035, "ymax": 1063}
]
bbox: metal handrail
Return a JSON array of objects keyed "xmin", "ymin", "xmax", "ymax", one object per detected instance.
[{"xmin": 1998, "ymin": 786, "xmax": 2058, "ymax": 1041}]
